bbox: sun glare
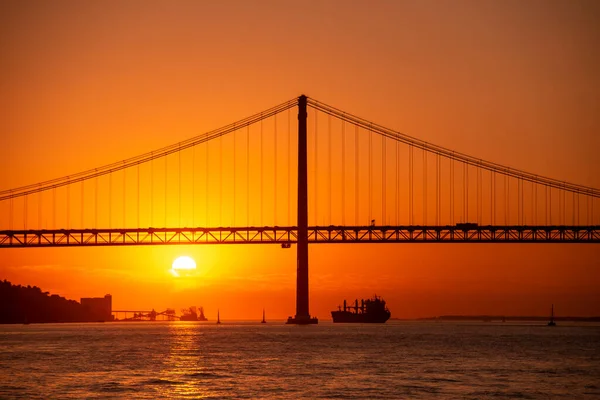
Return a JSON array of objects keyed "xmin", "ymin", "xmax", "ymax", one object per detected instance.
[
  {"xmin": 170, "ymin": 256, "xmax": 197, "ymax": 277},
  {"xmin": 172, "ymin": 256, "xmax": 197, "ymax": 270}
]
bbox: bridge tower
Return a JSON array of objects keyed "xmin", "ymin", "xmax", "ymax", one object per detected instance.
[{"xmin": 287, "ymin": 95, "xmax": 318, "ymax": 324}]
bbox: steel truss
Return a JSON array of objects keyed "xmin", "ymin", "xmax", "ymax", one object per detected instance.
[{"xmin": 1, "ymin": 225, "xmax": 599, "ymax": 247}]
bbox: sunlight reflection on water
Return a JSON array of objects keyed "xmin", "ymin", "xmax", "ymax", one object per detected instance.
[{"xmin": 1, "ymin": 321, "xmax": 599, "ymax": 399}]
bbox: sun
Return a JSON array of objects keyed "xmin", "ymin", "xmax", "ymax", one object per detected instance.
[
  {"xmin": 172, "ymin": 256, "xmax": 196, "ymax": 270},
  {"xmin": 171, "ymin": 256, "xmax": 197, "ymax": 277}
]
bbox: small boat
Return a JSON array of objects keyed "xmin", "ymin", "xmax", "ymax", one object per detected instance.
[
  {"xmin": 261, "ymin": 308, "xmax": 266, "ymax": 324},
  {"xmin": 548, "ymin": 304, "xmax": 556, "ymax": 326},
  {"xmin": 216, "ymin": 309, "xmax": 221, "ymax": 324}
]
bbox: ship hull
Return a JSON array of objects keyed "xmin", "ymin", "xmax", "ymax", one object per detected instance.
[{"xmin": 331, "ymin": 310, "xmax": 390, "ymax": 323}]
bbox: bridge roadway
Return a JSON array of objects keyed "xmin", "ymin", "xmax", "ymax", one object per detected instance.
[{"xmin": 1, "ymin": 225, "xmax": 599, "ymax": 247}]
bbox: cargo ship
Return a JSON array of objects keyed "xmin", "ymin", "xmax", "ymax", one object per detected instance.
[
  {"xmin": 180, "ymin": 306, "xmax": 208, "ymax": 321},
  {"xmin": 331, "ymin": 296, "xmax": 391, "ymax": 323}
]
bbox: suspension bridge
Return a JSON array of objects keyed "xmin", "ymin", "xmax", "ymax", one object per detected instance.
[{"xmin": 1, "ymin": 95, "xmax": 599, "ymax": 323}]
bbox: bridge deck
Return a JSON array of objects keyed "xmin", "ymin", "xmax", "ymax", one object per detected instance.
[{"xmin": 1, "ymin": 226, "xmax": 599, "ymax": 247}]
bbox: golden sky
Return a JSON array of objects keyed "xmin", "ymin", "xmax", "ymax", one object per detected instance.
[{"xmin": 1, "ymin": 0, "xmax": 599, "ymax": 319}]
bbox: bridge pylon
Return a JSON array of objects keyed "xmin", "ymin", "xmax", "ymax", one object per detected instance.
[{"xmin": 286, "ymin": 95, "xmax": 318, "ymax": 325}]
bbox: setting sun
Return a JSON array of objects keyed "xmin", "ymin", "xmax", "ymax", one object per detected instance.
[{"xmin": 170, "ymin": 256, "xmax": 196, "ymax": 277}]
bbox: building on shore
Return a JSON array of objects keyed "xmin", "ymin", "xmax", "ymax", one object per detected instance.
[{"xmin": 81, "ymin": 294, "xmax": 113, "ymax": 321}]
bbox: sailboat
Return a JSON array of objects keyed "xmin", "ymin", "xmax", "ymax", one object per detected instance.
[
  {"xmin": 216, "ymin": 309, "xmax": 221, "ymax": 324},
  {"xmin": 261, "ymin": 308, "xmax": 266, "ymax": 324},
  {"xmin": 547, "ymin": 304, "xmax": 556, "ymax": 327}
]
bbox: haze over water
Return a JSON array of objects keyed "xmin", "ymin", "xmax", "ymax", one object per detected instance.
[{"xmin": 1, "ymin": 321, "xmax": 599, "ymax": 399}]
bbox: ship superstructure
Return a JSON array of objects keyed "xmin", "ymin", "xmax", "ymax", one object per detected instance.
[{"xmin": 331, "ymin": 296, "xmax": 391, "ymax": 323}]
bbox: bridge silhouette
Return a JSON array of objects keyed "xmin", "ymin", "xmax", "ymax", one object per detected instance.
[{"xmin": 1, "ymin": 95, "xmax": 599, "ymax": 323}]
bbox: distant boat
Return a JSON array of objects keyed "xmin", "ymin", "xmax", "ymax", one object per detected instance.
[
  {"xmin": 548, "ymin": 304, "xmax": 556, "ymax": 327},
  {"xmin": 261, "ymin": 308, "xmax": 266, "ymax": 324},
  {"xmin": 216, "ymin": 309, "xmax": 221, "ymax": 324}
]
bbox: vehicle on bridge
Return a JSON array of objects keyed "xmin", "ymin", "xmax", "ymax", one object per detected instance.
[{"xmin": 455, "ymin": 222, "xmax": 479, "ymax": 230}]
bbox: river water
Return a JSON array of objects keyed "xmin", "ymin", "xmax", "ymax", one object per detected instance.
[{"xmin": 1, "ymin": 321, "xmax": 599, "ymax": 399}]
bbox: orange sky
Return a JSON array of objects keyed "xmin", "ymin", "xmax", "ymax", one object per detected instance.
[{"xmin": 1, "ymin": 0, "xmax": 599, "ymax": 319}]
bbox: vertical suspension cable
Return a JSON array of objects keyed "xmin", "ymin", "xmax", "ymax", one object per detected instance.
[
  {"xmin": 260, "ymin": 115, "xmax": 263, "ymax": 225},
  {"xmin": 476, "ymin": 163, "xmax": 479, "ymax": 224},
  {"xmin": 67, "ymin": 182, "xmax": 70, "ymax": 229},
  {"xmin": 178, "ymin": 146, "xmax": 181, "ymax": 228},
  {"xmin": 137, "ymin": 163, "xmax": 140, "ymax": 228},
  {"xmin": 549, "ymin": 186, "xmax": 552, "ymax": 225},
  {"xmin": 328, "ymin": 114, "xmax": 332, "ymax": 224},
  {"xmin": 478, "ymin": 165, "xmax": 482, "ymax": 224},
  {"xmin": 565, "ymin": 184, "xmax": 568, "ymax": 225},
  {"xmin": 438, "ymin": 153, "xmax": 442, "ymax": 225},
  {"xmin": 164, "ymin": 155, "xmax": 167, "ymax": 227},
  {"xmin": 355, "ymin": 125, "xmax": 359, "ymax": 225},
  {"xmin": 450, "ymin": 155, "xmax": 454, "ymax": 225},
  {"xmin": 192, "ymin": 145, "xmax": 195, "ymax": 227},
  {"xmin": 151, "ymin": 154, "xmax": 154, "ymax": 227},
  {"xmin": 504, "ymin": 174, "xmax": 508, "ymax": 225},
  {"xmin": 109, "ymin": 173, "xmax": 112, "ymax": 229},
  {"xmin": 123, "ymin": 168, "xmax": 126, "ymax": 228},
  {"xmin": 591, "ymin": 193, "xmax": 594, "ymax": 225},
  {"xmin": 247, "ymin": 125, "xmax": 250, "ymax": 227},
  {"xmin": 314, "ymin": 109, "xmax": 318, "ymax": 224},
  {"xmin": 287, "ymin": 107, "xmax": 291, "ymax": 226},
  {"xmin": 533, "ymin": 180, "xmax": 537, "ymax": 225},
  {"xmin": 9, "ymin": 194, "xmax": 13, "ymax": 230},
  {"xmin": 382, "ymin": 134, "xmax": 386, "ymax": 225},
  {"xmin": 24, "ymin": 195, "xmax": 27, "ymax": 230},
  {"xmin": 38, "ymin": 188, "xmax": 42, "ymax": 229},
  {"xmin": 436, "ymin": 153, "xmax": 439, "ymax": 225},
  {"xmin": 95, "ymin": 176, "xmax": 98, "ymax": 228},
  {"xmin": 507, "ymin": 174, "xmax": 511, "ymax": 225},
  {"xmin": 369, "ymin": 124, "xmax": 372, "ymax": 224},
  {"xmin": 81, "ymin": 180, "xmax": 84, "ymax": 228},
  {"xmin": 341, "ymin": 117, "xmax": 346, "ymax": 226},
  {"xmin": 53, "ymin": 187, "xmax": 56, "ymax": 229},
  {"xmin": 463, "ymin": 163, "xmax": 467, "ymax": 223},
  {"xmin": 517, "ymin": 178, "xmax": 521, "ymax": 225},
  {"xmin": 530, "ymin": 180, "xmax": 533, "ymax": 226},
  {"xmin": 219, "ymin": 134, "xmax": 223, "ymax": 227},
  {"xmin": 491, "ymin": 171, "xmax": 494, "ymax": 225},
  {"xmin": 396, "ymin": 137, "xmax": 399, "ymax": 225},
  {"xmin": 274, "ymin": 116, "xmax": 277, "ymax": 226},
  {"xmin": 234, "ymin": 125, "xmax": 237, "ymax": 226},
  {"xmin": 342, "ymin": 114, "xmax": 346, "ymax": 225},
  {"xmin": 423, "ymin": 149, "xmax": 427, "ymax": 225},
  {"xmin": 577, "ymin": 191, "xmax": 580, "ymax": 225},
  {"xmin": 586, "ymin": 193, "xmax": 590, "ymax": 226},
  {"xmin": 521, "ymin": 178, "xmax": 524, "ymax": 225},
  {"xmin": 205, "ymin": 141, "xmax": 208, "ymax": 227},
  {"xmin": 517, "ymin": 177, "xmax": 525, "ymax": 225},
  {"xmin": 465, "ymin": 163, "xmax": 468, "ymax": 223},
  {"xmin": 544, "ymin": 185, "xmax": 548, "ymax": 225},
  {"xmin": 559, "ymin": 183, "xmax": 563, "ymax": 224},
  {"xmin": 572, "ymin": 190, "xmax": 575, "ymax": 226},
  {"xmin": 409, "ymin": 144, "xmax": 413, "ymax": 225},
  {"xmin": 481, "ymin": 167, "xmax": 483, "ymax": 224}
]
